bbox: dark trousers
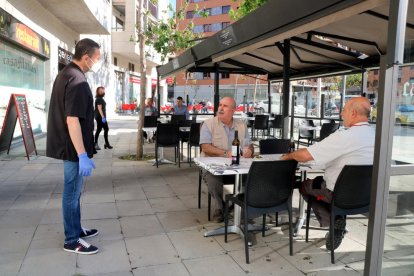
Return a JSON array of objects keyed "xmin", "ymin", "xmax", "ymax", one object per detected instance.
[
  {"xmin": 95, "ymin": 119, "xmax": 109, "ymax": 145},
  {"xmin": 300, "ymin": 177, "xmax": 333, "ymax": 227}
]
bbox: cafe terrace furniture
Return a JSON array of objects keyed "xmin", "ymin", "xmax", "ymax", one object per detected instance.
[
  {"xmin": 155, "ymin": 123, "xmax": 180, "ymax": 168},
  {"xmin": 188, "ymin": 122, "xmax": 201, "ymax": 167},
  {"xmin": 253, "ymin": 114, "xmax": 269, "ymax": 139},
  {"xmin": 313, "ymin": 123, "xmax": 340, "ymax": 142},
  {"xmin": 224, "ymin": 160, "xmax": 298, "ymax": 263},
  {"xmin": 297, "ymin": 119, "xmax": 315, "ymax": 149},
  {"xmin": 305, "ymin": 165, "xmax": 373, "ymax": 264}
]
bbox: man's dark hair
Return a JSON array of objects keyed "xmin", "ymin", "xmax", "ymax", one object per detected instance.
[
  {"xmin": 177, "ymin": 96, "xmax": 183, "ymax": 100},
  {"xmin": 73, "ymin": 38, "xmax": 100, "ymax": 60}
]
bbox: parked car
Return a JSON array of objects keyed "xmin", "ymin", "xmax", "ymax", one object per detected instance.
[{"xmin": 370, "ymin": 104, "xmax": 414, "ymax": 124}]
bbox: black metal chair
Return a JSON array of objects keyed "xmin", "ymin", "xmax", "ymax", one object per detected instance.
[
  {"xmin": 259, "ymin": 138, "xmax": 290, "ymax": 155},
  {"xmin": 189, "ymin": 122, "xmax": 201, "ymax": 167},
  {"xmin": 254, "ymin": 114, "xmax": 269, "ymax": 138},
  {"xmin": 155, "ymin": 123, "xmax": 180, "ymax": 168},
  {"xmin": 178, "ymin": 120, "xmax": 192, "ymax": 161},
  {"xmin": 170, "ymin": 114, "xmax": 186, "ymax": 125},
  {"xmin": 143, "ymin": 116, "xmax": 158, "ymax": 142},
  {"xmin": 313, "ymin": 123, "xmax": 339, "ymax": 142},
  {"xmin": 245, "ymin": 112, "xmax": 254, "ymax": 136},
  {"xmin": 268, "ymin": 114, "xmax": 283, "ymax": 138},
  {"xmin": 224, "ymin": 160, "xmax": 298, "ymax": 264},
  {"xmin": 305, "ymin": 165, "xmax": 373, "ymax": 264},
  {"xmin": 297, "ymin": 119, "xmax": 315, "ymax": 149},
  {"xmin": 259, "ymin": 138, "xmax": 291, "ymax": 226}
]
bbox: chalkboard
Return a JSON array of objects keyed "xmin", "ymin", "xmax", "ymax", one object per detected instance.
[{"xmin": 0, "ymin": 94, "xmax": 37, "ymax": 159}]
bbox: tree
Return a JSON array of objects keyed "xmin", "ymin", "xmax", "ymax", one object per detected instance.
[{"xmin": 229, "ymin": 0, "xmax": 268, "ymax": 20}]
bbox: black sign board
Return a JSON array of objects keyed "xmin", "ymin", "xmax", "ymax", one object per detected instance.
[{"xmin": 0, "ymin": 94, "xmax": 37, "ymax": 159}]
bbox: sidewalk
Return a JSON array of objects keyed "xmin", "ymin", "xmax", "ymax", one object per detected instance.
[{"xmin": 0, "ymin": 117, "xmax": 369, "ymax": 276}]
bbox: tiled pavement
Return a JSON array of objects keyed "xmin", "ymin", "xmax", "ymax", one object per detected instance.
[{"xmin": 0, "ymin": 116, "xmax": 373, "ymax": 276}]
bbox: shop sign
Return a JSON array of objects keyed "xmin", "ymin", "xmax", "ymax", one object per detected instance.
[
  {"xmin": 129, "ymin": 76, "xmax": 141, "ymax": 84},
  {"xmin": 58, "ymin": 47, "xmax": 73, "ymax": 65},
  {"xmin": 0, "ymin": 8, "xmax": 50, "ymax": 58}
]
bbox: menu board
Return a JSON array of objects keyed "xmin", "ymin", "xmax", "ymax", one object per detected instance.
[{"xmin": 0, "ymin": 94, "xmax": 37, "ymax": 159}]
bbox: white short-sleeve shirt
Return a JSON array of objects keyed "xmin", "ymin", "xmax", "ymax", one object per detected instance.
[{"xmin": 307, "ymin": 122, "xmax": 375, "ymax": 191}]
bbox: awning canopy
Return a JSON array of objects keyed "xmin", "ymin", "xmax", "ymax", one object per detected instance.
[{"xmin": 157, "ymin": 0, "xmax": 414, "ymax": 81}]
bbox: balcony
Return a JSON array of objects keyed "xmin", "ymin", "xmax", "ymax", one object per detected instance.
[{"xmin": 36, "ymin": 0, "xmax": 110, "ymax": 34}]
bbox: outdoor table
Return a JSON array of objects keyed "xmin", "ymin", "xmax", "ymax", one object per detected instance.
[{"xmin": 194, "ymin": 154, "xmax": 282, "ymax": 240}]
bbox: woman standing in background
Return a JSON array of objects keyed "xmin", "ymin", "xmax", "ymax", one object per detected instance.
[{"xmin": 94, "ymin": 86, "xmax": 112, "ymax": 149}]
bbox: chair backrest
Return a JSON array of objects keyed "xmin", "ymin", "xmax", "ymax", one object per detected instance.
[
  {"xmin": 254, "ymin": 114, "xmax": 269, "ymax": 129},
  {"xmin": 171, "ymin": 114, "xmax": 186, "ymax": 125},
  {"xmin": 319, "ymin": 123, "xmax": 339, "ymax": 140},
  {"xmin": 190, "ymin": 122, "xmax": 201, "ymax": 146},
  {"xmin": 179, "ymin": 119, "xmax": 192, "ymax": 127},
  {"xmin": 299, "ymin": 120, "xmax": 315, "ymax": 138},
  {"xmin": 332, "ymin": 165, "xmax": 373, "ymax": 210},
  {"xmin": 144, "ymin": 116, "xmax": 158, "ymax": 128},
  {"xmin": 272, "ymin": 114, "xmax": 284, "ymax": 129},
  {"xmin": 156, "ymin": 123, "xmax": 179, "ymax": 145},
  {"xmin": 245, "ymin": 160, "xmax": 298, "ymax": 208},
  {"xmin": 259, "ymin": 139, "xmax": 290, "ymax": 154}
]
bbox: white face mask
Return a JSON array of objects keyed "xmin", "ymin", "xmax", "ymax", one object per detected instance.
[{"xmin": 87, "ymin": 57, "xmax": 102, "ymax": 73}]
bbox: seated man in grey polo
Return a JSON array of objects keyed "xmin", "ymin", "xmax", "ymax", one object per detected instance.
[
  {"xmin": 171, "ymin": 96, "xmax": 189, "ymax": 119},
  {"xmin": 281, "ymin": 97, "xmax": 374, "ymax": 250},
  {"xmin": 199, "ymin": 97, "xmax": 254, "ymax": 222}
]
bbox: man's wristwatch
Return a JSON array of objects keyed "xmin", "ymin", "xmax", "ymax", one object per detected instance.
[{"xmin": 223, "ymin": 150, "xmax": 228, "ymax": 157}]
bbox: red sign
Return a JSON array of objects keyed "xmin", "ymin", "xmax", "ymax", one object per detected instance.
[
  {"xmin": 129, "ymin": 76, "xmax": 141, "ymax": 84},
  {"xmin": 15, "ymin": 23, "xmax": 40, "ymax": 52},
  {"xmin": 166, "ymin": 77, "xmax": 173, "ymax": 84}
]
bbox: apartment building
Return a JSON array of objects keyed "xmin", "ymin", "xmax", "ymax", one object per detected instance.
[{"xmin": 173, "ymin": 0, "xmax": 271, "ymax": 107}]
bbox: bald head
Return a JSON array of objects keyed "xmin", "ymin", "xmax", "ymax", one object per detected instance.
[
  {"xmin": 348, "ymin": 97, "xmax": 371, "ymax": 118},
  {"xmin": 341, "ymin": 96, "xmax": 371, "ymax": 127}
]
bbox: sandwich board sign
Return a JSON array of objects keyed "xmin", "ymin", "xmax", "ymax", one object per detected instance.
[{"xmin": 0, "ymin": 94, "xmax": 37, "ymax": 160}]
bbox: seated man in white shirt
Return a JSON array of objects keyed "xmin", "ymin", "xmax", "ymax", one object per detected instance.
[{"xmin": 281, "ymin": 97, "xmax": 375, "ymax": 250}]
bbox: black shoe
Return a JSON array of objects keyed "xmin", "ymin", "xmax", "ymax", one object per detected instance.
[
  {"xmin": 63, "ymin": 238, "xmax": 98, "ymax": 255},
  {"xmin": 79, "ymin": 227, "xmax": 99, "ymax": 239},
  {"xmin": 104, "ymin": 144, "xmax": 113, "ymax": 149},
  {"xmin": 334, "ymin": 216, "xmax": 346, "ymax": 231},
  {"xmin": 325, "ymin": 229, "xmax": 347, "ymax": 250},
  {"xmin": 95, "ymin": 143, "xmax": 101, "ymax": 150},
  {"xmin": 212, "ymin": 209, "xmax": 224, "ymax": 223}
]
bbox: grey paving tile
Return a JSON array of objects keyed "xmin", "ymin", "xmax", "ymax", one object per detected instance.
[
  {"xmin": 228, "ymin": 246, "xmax": 303, "ymax": 275},
  {"xmin": 32, "ymin": 223, "xmax": 64, "ymax": 247},
  {"xmin": 76, "ymin": 239, "xmax": 131, "ymax": 275},
  {"xmin": 169, "ymin": 182, "xmax": 199, "ymax": 196},
  {"xmin": 139, "ymin": 176, "xmax": 167, "ymax": 186},
  {"xmin": 83, "ymin": 190, "xmax": 116, "ymax": 204},
  {"xmin": 116, "ymin": 199, "xmax": 154, "ymax": 217},
  {"xmin": 81, "ymin": 202, "xmax": 118, "ymax": 220},
  {"xmin": 133, "ymin": 263, "xmax": 190, "ymax": 276},
  {"xmin": 0, "ymin": 252, "xmax": 26, "ymax": 276},
  {"xmin": 39, "ymin": 208, "xmax": 62, "ymax": 224},
  {"xmin": 157, "ymin": 210, "xmax": 200, "ymax": 232},
  {"xmin": 114, "ymin": 184, "xmax": 147, "ymax": 201},
  {"xmin": 126, "ymin": 234, "xmax": 180, "ymax": 268},
  {"xmin": 18, "ymin": 247, "xmax": 76, "ymax": 276},
  {"xmin": 142, "ymin": 184, "xmax": 176, "ymax": 198},
  {"xmin": 149, "ymin": 197, "xmax": 188, "ymax": 212},
  {"xmin": 9, "ymin": 194, "xmax": 50, "ymax": 210},
  {"xmin": 168, "ymin": 229, "xmax": 225, "ymax": 259},
  {"xmin": 120, "ymin": 215, "xmax": 164, "ymax": 238},
  {"xmin": 0, "ymin": 209, "xmax": 43, "ymax": 228},
  {"xmin": 82, "ymin": 218, "xmax": 123, "ymax": 241},
  {"xmin": 183, "ymin": 254, "xmax": 245, "ymax": 276},
  {"xmin": 0, "ymin": 226, "xmax": 36, "ymax": 254}
]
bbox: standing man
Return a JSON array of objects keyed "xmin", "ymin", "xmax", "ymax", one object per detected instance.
[
  {"xmin": 47, "ymin": 38, "xmax": 100, "ymax": 255},
  {"xmin": 200, "ymin": 97, "xmax": 254, "ymax": 222},
  {"xmin": 171, "ymin": 96, "xmax": 189, "ymax": 119},
  {"xmin": 144, "ymin": 98, "xmax": 157, "ymax": 116},
  {"xmin": 281, "ymin": 97, "xmax": 374, "ymax": 250}
]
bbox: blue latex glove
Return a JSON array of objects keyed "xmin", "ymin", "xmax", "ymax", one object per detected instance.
[
  {"xmin": 102, "ymin": 117, "xmax": 107, "ymax": 123},
  {"xmin": 78, "ymin": 153, "xmax": 96, "ymax": 177}
]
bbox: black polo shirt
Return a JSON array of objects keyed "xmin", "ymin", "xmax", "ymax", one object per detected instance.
[
  {"xmin": 46, "ymin": 62, "xmax": 94, "ymax": 161},
  {"xmin": 94, "ymin": 97, "xmax": 106, "ymax": 119}
]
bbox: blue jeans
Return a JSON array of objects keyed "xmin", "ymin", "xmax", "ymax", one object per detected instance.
[{"xmin": 63, "ymin": 160, "xmax": 84, "ymax": 244}]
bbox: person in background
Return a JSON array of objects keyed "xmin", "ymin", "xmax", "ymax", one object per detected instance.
[
  {"xmin": 199, "ymin": 97, "xmax": 254, "ymax": 222},
  {"xmin": 46, "ymin": 38, "xmax": 100, "ymax": 255},
  {"xmin": 94, "ymin": 86, "xmax": 112, "ymax": 150},
  {"xmin": 281, "ymin": 97, "xmax": 374, "ymax": 250},
  {"xmin": 171, "ymin": 96, "xmax": 189, "ymax": 119}
]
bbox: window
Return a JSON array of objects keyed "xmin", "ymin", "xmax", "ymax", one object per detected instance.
[
  {"xmin": 203, "ymin": 72, "xmax": 211, "ymax": 79},
  {"xmin": 193, "ymin": 25, "xmax": 203, "ymax": 33},
  {"xmin": 221, "ymin": 72, "xmax": 230, "ymax": 79},
  {"xmin": 112, "ymin": 16, "xmax": 124, "ymax": 32},
  {"xmin": 186, "ymin": 11, "xmax": 194, "ymax": 19},
  {"xmin": 410, "ymin": 77, "xmax": 414, "ymax": 84},
  {"xmin": 222, "ymin": 22, "xmax": 230, "ymax": 29},
  {"xmin": 211, "ymin": 23, "xmax": 222, "ymax": 32},
  {"xmin": 114, "ymin": 57, "xmax": 117, "ymax": 66},
  {"xmin": 128, "ymin": 63, "xmax": 135, "ymax": 72},
  {"xmin": 222, "ymin": 5, "xmax": 231, "ymax": 14},
  {"xmin": 203, "ymin": 24, "xmax": 212, "ymax": 32},
  {"xmin": 203, "ymin": 8, "xmax": 211, "ymax": 16},
  {"xmin": 193, "ymin": 72, "xmax": 204, "ymax": 80},
  {"xmin": 211, "ymin": 7, "xmax": 222, "ymax": 16}
]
